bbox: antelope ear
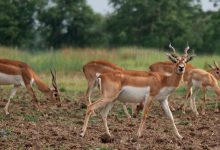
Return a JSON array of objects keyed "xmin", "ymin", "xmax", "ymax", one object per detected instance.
[
  {"xmin": 214, "ymin": 60, "xmax": 219, "ymax": 68},
  {"xmin": 186, "ymin": 55, "xmax": 196, "ymax": 63},
  {"xmin": 166, "ymin": 53, "xmax": 177, "ymax": 63}
]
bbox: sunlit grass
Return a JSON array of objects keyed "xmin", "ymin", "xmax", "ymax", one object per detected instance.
[
  {"xmin": 1, "ymin": 46, "xmax": 219, "ymax": 72},
  {"xmin": 0, "ymin": 46, "xmax": 219, "ymax": 95}
]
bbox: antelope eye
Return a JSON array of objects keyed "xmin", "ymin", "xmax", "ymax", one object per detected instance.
[
  {"xmin": 216, "ymin": 71, "xmax": 219, "ymax": 74},
  {"xmin": 54, "ymin": 93, "xmax": 58, "ymax": 97}
]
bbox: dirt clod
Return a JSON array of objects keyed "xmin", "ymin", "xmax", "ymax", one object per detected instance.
[{"xmin": 100, "ymin": 133, "xmax": 114, "ymax": 143}]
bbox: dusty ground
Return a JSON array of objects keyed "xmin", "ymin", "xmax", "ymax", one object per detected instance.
[{"xmin": 0, "ymin": 88, "xmax": 219, "ymax": 150}]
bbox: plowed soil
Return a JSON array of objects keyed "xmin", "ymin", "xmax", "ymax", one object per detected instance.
[{"xmin": 0, "ymin": 89, "xmax": 219, "ymax": 149}]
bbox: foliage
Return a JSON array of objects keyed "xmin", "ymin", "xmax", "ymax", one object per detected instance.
[
  {"xmin": 202, "ymin": 11, "xmax": 220, "ymax": 53},
  {"xmin": 37, "ymin": 0, "xmax": 107, "ymax": 48},
  {"xmin": 0, "ymin": 0, "xmax": 220, "ymax": 53},
  {"xmin": 0, "ymin": 0, "xmax": 38, "ymax": 47},
  {"xmin": 107, "ymin": 0, "xmax": 203, "ymax": 49}
]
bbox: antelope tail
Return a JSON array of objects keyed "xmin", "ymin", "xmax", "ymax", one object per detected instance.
[{"xmin": 96, "ymin": 73, "xmax": 102, "ymax": 93}]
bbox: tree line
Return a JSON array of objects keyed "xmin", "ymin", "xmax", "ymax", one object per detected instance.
[{"xmin": 0, "ymin": 0, "xmax": 220, "ymax": 53}]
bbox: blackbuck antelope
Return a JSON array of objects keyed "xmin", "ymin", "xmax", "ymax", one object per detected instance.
[
  {"xmin": 183, "ymin": 61, "xmax": 220, "ymax": 115},
  {"xmin": 149, "ymin": 43, "xmax": 196, "ymax": 84},
  {"xmin": 83, "ymin": 60, "xmax": 142, "ymax": 119},
  {"xmin": 149, "ymin": 44, "xmax": 196, "ymax": 112},
  {"xmin": 150, "ymin": 52, "xmax": 220, "ymax": 115},
  {"xmin": 80, "ymin": 44, "xmax": 195, "ymax": 139},
  {"xmin": 83, "ymin": 60, "xmax": 124, "ymax": 105},
  {"xmin": 0, "ymin": 59, "xmax": 60, "ymax": 115}
]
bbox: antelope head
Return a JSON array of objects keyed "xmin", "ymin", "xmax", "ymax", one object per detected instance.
[
  {"xmin": 167, "ymin": 43, "xmax": 195, "ymax": 74},
  {"xmin": 208, "ymin": 61, "xmax": 220, "ymax": 80},
  {"xmin": 49, "ymin": 69, "xmax": 61, "ymax": 102}
]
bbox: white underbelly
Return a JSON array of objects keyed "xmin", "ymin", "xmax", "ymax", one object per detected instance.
[
  {"xmin": 192, "ymin": 80, "xmax": 212, "ymax": 90},
  {"xmin": 192, "ymin": 79, "xmax": 202, "ymax": 88},
  {"xmin": 118, "ymin": 86, "xmax": 150, "ymax": 103},
  {"xmin": 155, "ymin": 87, "xmax": 176, "ymax": 101},
  {"xmin": 0, "ymin": 72, "xmax": 24, "ymax": 86}
]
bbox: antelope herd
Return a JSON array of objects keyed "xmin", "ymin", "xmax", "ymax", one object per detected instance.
[{"xmin": 0, "ymin": 44, "xmax": 219, "ymax": 140}]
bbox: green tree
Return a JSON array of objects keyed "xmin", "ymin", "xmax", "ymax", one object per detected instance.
[
  {"xmin": 106, "ymin": 0, "xmax": 203, "ymax": 50},
  {"xmin": 37, "ymin": 0, "xmax": 106, "ymax": 48},
  {"xmin": 0, "ymin": 0, "xmax": 38, "ymax": 47},
  {"xmin": 202, "ymin": 11, "xmax": 220, "ymax": 53}
]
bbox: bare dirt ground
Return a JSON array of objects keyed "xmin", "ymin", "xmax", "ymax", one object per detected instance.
[{"xmin": 0, "ymin": 89, "xmax": 219, "ymax": 150}]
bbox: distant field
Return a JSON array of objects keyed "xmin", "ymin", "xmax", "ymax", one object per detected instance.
[
  {"xmin": 0, "ymin": 46, "xmax": 220, "ymax": 94},
  {"xmin": 1, "ymin": 46, "xmax": 220, "ymax": 72}
]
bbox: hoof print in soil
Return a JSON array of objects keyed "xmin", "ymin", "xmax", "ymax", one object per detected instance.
[{"xmin": 100, "ymin": 134, "xmax": 114, "ymax": 143}]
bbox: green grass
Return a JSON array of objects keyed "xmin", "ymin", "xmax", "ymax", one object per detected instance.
[
  {"xmin": 23, "ymin": 114, "xmax": 39, "ymax": 122},
  {"xmin": 1, "ymin": 46, "xmax": 219, "ymax": 73},
  {"xmin": 0, "ymin": 46, "xmax": 219, "ymax": 95},
  {"xmin": 176, "ymin": 120, "xmax": 191, "ymax": 126},
  {"xmin": 23, "ymin": 110, "xmax": 42, "ymax": 122}
]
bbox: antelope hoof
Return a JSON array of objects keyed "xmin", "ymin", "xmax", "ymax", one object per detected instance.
[
  {"xmin": 5, "ymin": 111, "xmax": 10, "ymax": 116},
  {"xmin": 194, "ymin": 111, "xmax": 199, "ymax": 116},
  {"xmin": 80, "ymin": 131, "xmax": 85, "ymax": 137},
  {"xmin": 4, "ymin": 108, "xmax": 9, "ymax": 115},
  {"xmin": 137, "ymin": 131, "xmax": 142, "ymax": 138},
  {"xmin": 177, "ymin": 134, "xmax": 183, "ymax": 139}
]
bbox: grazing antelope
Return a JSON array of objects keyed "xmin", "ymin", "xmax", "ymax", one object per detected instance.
[
  {"xmin": 80, "ymin": 44, "xmax": 195, "ymax": 139},
  {"xmin": 0, "ymin": 59, "xmax": 60, "ymax": 115},
  {"xmin": 83, "ymin": 60, "xmax": 142, "ymax": 119},
  {"xmin": 183, "ymin": 61, "xmax": 220, "ymax": 115}
]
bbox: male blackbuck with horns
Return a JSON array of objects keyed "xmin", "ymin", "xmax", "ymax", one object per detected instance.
[
  {"xmin": 80, "ymin": 44, "xmax": 195, "ymax": 139},
  {"xmin": 0, "ymin": 59, "xmax": 60, "ymax": 115},
  {"xmin": 149, "ymin": 43, "xmax": 196, "ymax": 84},
  {"xmin": 149, "ymin": 47, "xmax": 220, "ymax": 115},
  {"xmin": 148, "ymin": 44, "xmax": 195, "ymax": 112}
]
